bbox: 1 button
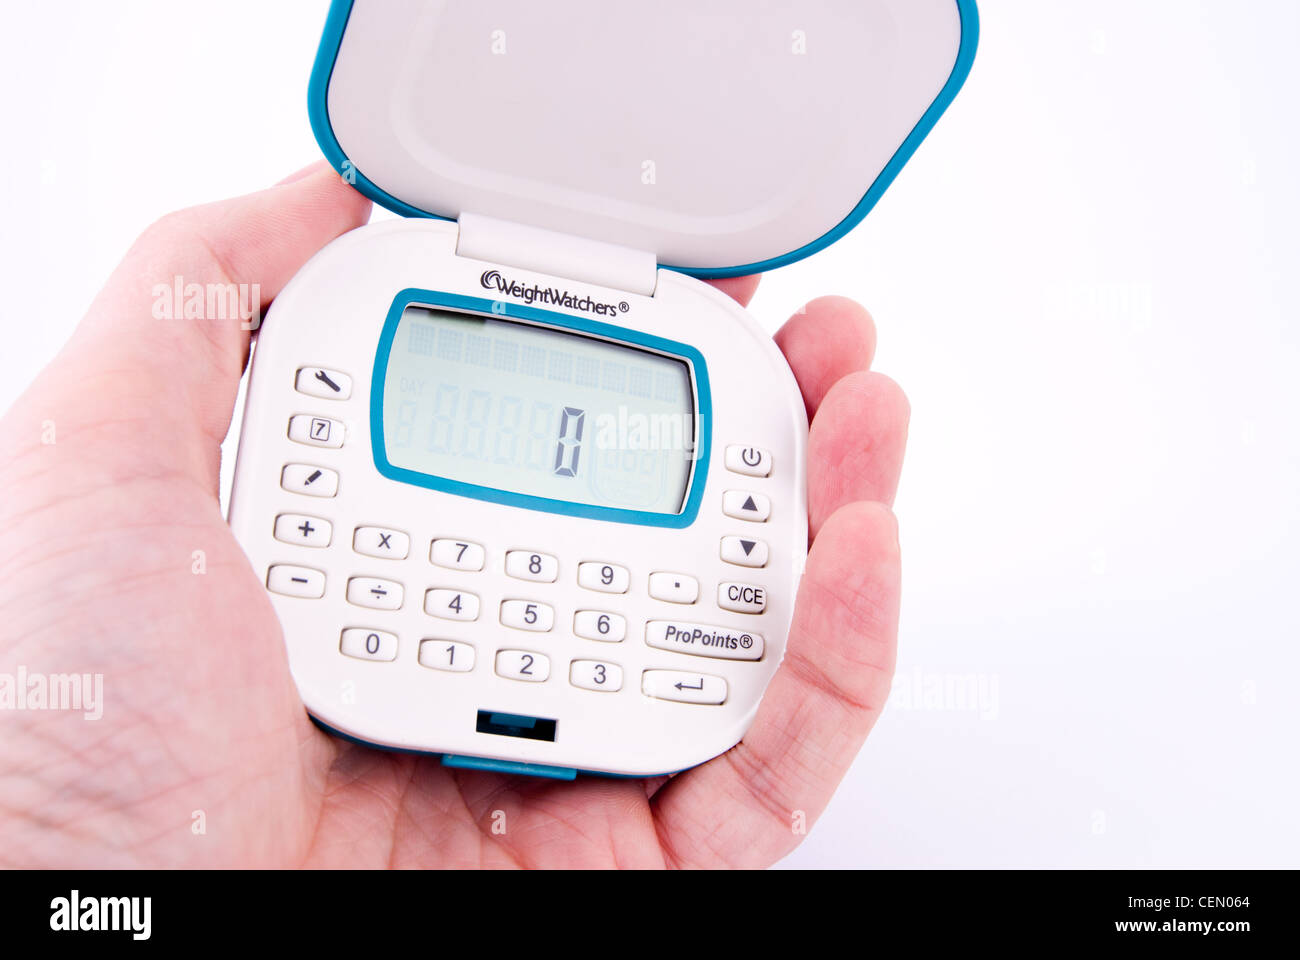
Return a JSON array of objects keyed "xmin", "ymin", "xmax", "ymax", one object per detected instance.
[
  {"xmin": 288, "ymin": 414, "xmax": 345, "ymax": 449},
  {"xmin": 641, "ymin": 670, "xmax": 727, "ymax": 705},
  {"xmin": 340, "ymin": 628, "xmax": 397, "ymax": 662},
  {"xmin": 274, "ymin": 514, "xmax": 332, "ymax": 548},
  {"xmin": 431, "ymin": 539, "xmax": 485, "ymax": 572},
  {"xmin": 266, "ymin": 564, "xmax": 325, "ymax": 599},
  {"xmin": 506, "ymin": 550, "xmax": 559, "ymax": 583},
  {"xmin": 496, "ymin": 650, "xmax": 550, "ymax": 683},
  {"xmin": 725, "ymin": 445, "xmax": 772, "ymax": 478},
  {"xmin": 425, "ymin": 588, "xmax": 480, "ymax": 622},
  {"xmin": 295, "ymin": 367, "xmax": 352, "ymax": 400},
  {"xmin": 722, "ymin": 490, "xmax": 771, "ymax": 522},
  {"xmin": 353, "ymin": 526, "xmax": 410, "ymax": 560},
  {"xmin": 346, "ymin": 577, "xmax": 403, "ymax": 611},
  {"xmin": 571, "ymin": 660, "xmax": 623, "ymax": 693},
  {"xmin": 645, "ymin": 620, "xmax": 764, "ymax": 660},
  {"xmin": 720, "ymin": 535, "xmax": 768, "ymax": 568},
  {"xmin": 281, "ymin": 463, "xmax": 339, "ymax": 498},
  {"xmin": 648, "ymin": 572, "xmax": 698, "ymax": 604},
  {"xmin": 577, "ymin": 561, "xmax": 630, "ymax": 594},
  {"xmin": 718, "ymin": 581, "xmax": 767, "ymax": 615},
  {"xmin": 500, "ymin": 600, "xmax": 555, "ymax": 632},
  {"xmin": 419, "ymin": 639, "xmax": 475, "ymax": 673},
  {"xmin": 574, "ymin": 610, "xmax": 627, "ymax": 643}
]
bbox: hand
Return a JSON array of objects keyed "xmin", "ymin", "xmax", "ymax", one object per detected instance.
[{"xmin": 0, "ymin": 164, "xmax": 908, "ymax": 867}]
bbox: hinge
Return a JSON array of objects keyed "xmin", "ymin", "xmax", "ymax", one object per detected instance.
[{"xmin": 455, "ymin": 213, "xmax": 658, "ymax": 297}]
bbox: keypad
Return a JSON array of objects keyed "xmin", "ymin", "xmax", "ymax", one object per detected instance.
[{"xmin": 266, "ymin": 420, "xmax": 782, "ymax": 702}]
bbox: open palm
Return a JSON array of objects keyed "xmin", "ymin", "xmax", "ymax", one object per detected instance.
[{"xmin": 0, "ymin": 166, "xmax": 908, "ymax": 868}]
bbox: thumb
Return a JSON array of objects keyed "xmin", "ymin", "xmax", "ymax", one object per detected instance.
[{"xmin": 9, "ymin": 163, "xmax": 371, "ymax": 493}]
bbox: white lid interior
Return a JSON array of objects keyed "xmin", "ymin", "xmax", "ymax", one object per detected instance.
[{"xmin": 320, "ymin": 0, "xmax": 967, "ymax": 273}]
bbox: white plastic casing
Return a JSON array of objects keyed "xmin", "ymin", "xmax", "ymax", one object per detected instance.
[{"xmin": 228, "ymin": 219, "xmax": 808, "ymax": 776}]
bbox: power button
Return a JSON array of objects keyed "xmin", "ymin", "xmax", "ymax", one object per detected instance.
[{"xmin": 724, "ymin": 445, "xmax": 772, "ymax": 478}]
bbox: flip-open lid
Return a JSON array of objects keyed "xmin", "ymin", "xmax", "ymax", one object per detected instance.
[{"xmin": 309, "ymin": 0, "xmax": 978, "ymax": 278}]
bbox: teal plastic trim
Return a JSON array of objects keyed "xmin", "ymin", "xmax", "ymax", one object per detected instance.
[
  {"xmin": 442, "ymin": 755, "xmax": 577, "ymax": 781},
  {"xmin": 307, "ymin": 0, "xmax": 980, "ymax": 278},
  {"xmin": 370, "ymin": 289, "xmax": 712, "ymax": 528}
]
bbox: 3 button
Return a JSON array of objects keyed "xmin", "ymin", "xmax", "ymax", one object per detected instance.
[{"xmin": 571, "ymin": 660, "xmax": 623, "ymax": 692}]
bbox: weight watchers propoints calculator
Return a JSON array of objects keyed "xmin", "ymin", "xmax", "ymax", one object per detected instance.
[{"xmin": 228, "ymin": 0, "xmax": 976, "ymax": 778}]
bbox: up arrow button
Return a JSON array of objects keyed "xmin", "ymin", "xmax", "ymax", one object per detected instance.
[{"xmin": 723, "ymin": 490, "xmax": 771, "ymax": 523}]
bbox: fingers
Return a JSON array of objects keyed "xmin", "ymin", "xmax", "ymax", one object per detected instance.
[
  {"xmin": 807, "ymin": 371, "xmax": 910, "ymax": 535},
  {"xmin": 651, "ymin": 502, "xmax": 901, "ymax": 867},
  {"xmin": 775, "ymin": 296, "xmax": 877, "ymax": 416},
  {"xmin": 705, "ymin": 274, "xmax": 761, "ymax": 307}
]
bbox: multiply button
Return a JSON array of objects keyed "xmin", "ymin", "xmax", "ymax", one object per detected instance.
[
  {"xmin": 722, "ymin": 490, "xmax": 770, "ymax": 522},
  {"xmin": 645, "ymin": 621, "xmax": 764, "ymax": 661},
  {"xmin": 648, "ymin": 572, "xmax": 698, "ymax": 604},
  {"xmin": 718, "ymin": 581, "xmax": 767, "ymax": 614},
  {"xmin": 642, "ymin": 670, "xmax": 727, "ymax": 705},
  {"xmin": 288, "ymin": 414, "xmax": 345, "ymax": 449},
  {"xmin": 274, "ymin": 513, "xmax": 332, "ymax": 547},
  {"xmin": 354, "ymin": 526, "xmax": 409, "ymax": 560},
  {"xmin": 725, "ymin": 445, "xmax": 772, "ymax": 478},
  {"xmin": 720, "ymin": 536, "xmax": 768, "ymax": 568},
  {"xmin": 295, "ymin": 367, "xmax": 352, "ymax": 400}
]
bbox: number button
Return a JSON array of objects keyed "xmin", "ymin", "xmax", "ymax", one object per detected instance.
[
  {"xmin": 496, "ymin": 650, "xmax": 551, "ymax": 683},
  {"xmin": 642, "ymin": 670, "xmax": 727, "ymax": 704},
  {"xmin": 280, "ymin": 464, "xmax": 339, "ymax": 498},
  {"xmin": 571, "ymin": 660, "xmax": 623, "ymax": 693},
  {"xmin": 288, "ymin": 414, "xmax": 345, "ymax": 449},
  {"xmin": 419, "ymin": 640, "xmax": 475, "ymax": 673},
  {"xmin": 500, "ymin": 600, "xmax": 555, "ymax": 632},
  {"xmin": 273, "ymin": 514, "xmax": 332, "ymax": 548},
  {"xmin": 431, "ymin": 539, "xmax": 485, "ymax": 572},
  {"xmin": 353, "ymin": 526, "xmax": 410, "ymax": 560},
  {"xmin": 295, "ymin": 367, "xmax": 352, "ymax": 400},
  {"xmin": 266, "ymin": 564, "xmax": 325, "ymax": 598},
  {"xmin": 722, "ymin": 490, "xmax": 771, "ymax": 522},
  {"xmin": 577, "ymin": 561, "xmax": 630, "ymax": 594},
  {"xmin": 425, "ymin": 588, "xmax": 480, "ymax": 622},
  {"xmin": 506, "ymin": 550, "xmax": 559, "ymax": 583},
  {"xmin": 346, "ymin": 577, "xmax": 403, "ymax": 610},
  {"xmin": 720, "ymin": 536, "xmax": 768, "ymax": 568},
  {"xmin": 648, "ymin": 572, "xmax": 699, "ymax": 604},
  {"xmin": 340, "ymin": 628, "xmax": 397, "ymax": 662},
  {"xmin": 573, "ymin": 610, "xmax": 627, "ymax": 642},
  {"xmin": 724, "ymin": 445, "xmax": 772, "ymax": 478}
]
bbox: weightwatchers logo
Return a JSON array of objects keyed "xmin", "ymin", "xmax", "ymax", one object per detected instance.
[{"xmin": 480, "ymin": 270, "xmax": 629, "ymax": 317}]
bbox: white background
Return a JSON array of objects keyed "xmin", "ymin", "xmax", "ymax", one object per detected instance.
[{"xmin": 1, "ymin": 1, "xmax": 1296, "ymax": 867}]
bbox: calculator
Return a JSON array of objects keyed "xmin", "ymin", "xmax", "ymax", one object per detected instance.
[{"xmin": 228, "ymin": 0, "xmax": 976, "ymax": 778}]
